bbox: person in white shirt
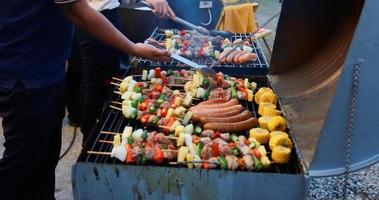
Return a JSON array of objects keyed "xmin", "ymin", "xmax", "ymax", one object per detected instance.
[{"xmin": 66, "ymin": 0, "xmax": 176, "ymax": 144}]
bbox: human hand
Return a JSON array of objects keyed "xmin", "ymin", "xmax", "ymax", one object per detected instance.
[
  {"xmin": 132, "ymin": 43, "xmax": 171, "ymax": 62},
  {"xmin": 145, "ymin": 0, "xmax": 176, "ymax": 19}
]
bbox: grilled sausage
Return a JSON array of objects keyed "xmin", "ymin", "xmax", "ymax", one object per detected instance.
[
  {"xmin": 192, "ymin": 104, "xmax": 243, "ymax": 117},
  {"xmin": 219, "ymin": 50, "xmax": 233, "ymax": 64},
  {"xmin": 190, "ymin": 99, "xmax": 239, "ymax": 112},
  {"xmin": 200, "ymin": 110, "xmax": 252, "ymax": 124},
  {"xmin": 226, "ymin": 50, "xmax": 241, "ymax": 63},
  {"xmin": 197, "ymin": 98, "xmax": 227, "ymax": 106},
  {"xmin": 234, "ymin": 51, "xmax": 247, "ymax": 64},
  {"xmin": 239, "ymin": 53, "xmax": 258, "ymax": 64},
  {"xmin": 192, "ymin": 109, "xmax": 242, "ymax": 122},
  {"xmin": 203, "ymin": 117, "xmax": 258, "ymax": 132}
]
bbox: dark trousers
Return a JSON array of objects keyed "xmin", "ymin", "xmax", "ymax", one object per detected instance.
[
  {"xmin": 0, "ymin": 80, "xmax": 65, "ymax": 200},
  {"xmin": 66, "ymin": 33, "xmax": 83, "ymax": 124},
  {"xmin": 75, "ymin": 8, "xmax": 120, "ymax": 142}
]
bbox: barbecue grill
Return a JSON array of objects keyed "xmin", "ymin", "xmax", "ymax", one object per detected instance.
[
  {"xmin": 131, "ymin": 28, "xmax": 269, "ymax": 75},
  {"xmin": 73, "ymin": 0, "xmax": 379, "ymax": 199}
]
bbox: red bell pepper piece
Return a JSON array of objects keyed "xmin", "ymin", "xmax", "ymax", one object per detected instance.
[
  {"xmin": 154, "ymin": 147, "xmax": 164, "ymax": 163},
  {"xmin": 126, "ymin": 144, "xmax": 134, "ymax": 164},
  {"xmin": 203, "ymin": 163, "xmax": 209, "ymax": 170},
  {"xmin": 252, "ymin": 149, "xmax": 262, "ymax": 158},
  {"xmin": 161, "ymin": 74, "xmax": 167, "ymax": 85},
  {"xmin": 154, "ymin": 67, "xmax": 161, "ymax": 78},
  {"xmin": 212, "ymin": 143, "xmax": 219, "ymax": 157},
  {"xmin": 154, "ymin": 85, "xmax": 163, "ymax": 93},
  {"xmin": 214, "ymin": 131, "xmax": 221, "ymax": 138}
]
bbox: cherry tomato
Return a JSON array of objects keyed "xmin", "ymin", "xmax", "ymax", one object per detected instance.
[
  {"xmin": 140, "ymin": 114, "xmax": 150, "ymax": 123},
  {"xmin": 160, "ymin": 108, "xmax": 168, "ymax": 117},
  {"xmin": 214, "ymin": 131, "xmax": 221, "ymax": 138},
  {"xmin": 138, "ymin": 102, "xmax": 148, "ymax": 111},
  {"xmin": 170, "ymin": 103, "xmax": 177, "ymax": 109},
  {"xmin": 154, "ymin": 85, "xmax": 163, "ymax": 93}
]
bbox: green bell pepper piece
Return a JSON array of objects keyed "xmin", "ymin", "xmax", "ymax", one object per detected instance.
[
  {"xmin": 231, "ymin": 135, "xmax": 238, "ymax": 142},
  {"xmin": 194, "ymin": 126, "xmax": 202, "ymax": 136},
  {"xmin": 127, "ymin": 136, "xmax": 134, "ymax": 145},
  {"xmin": 149, "ymin": 105, "xmax": 157, "ymax": 114},
  {"xmin": 217, "ymin": 156, "xmax": 228, "ymax": 170},
  {"xmin": 142, "ymin": 130, "xmax": 148, "ymax": 141},
  {"xmin": 131, "ymin": 99, "xmax": 139, "ymax": 108},
  {"xmin": 133, "ymin": 86, "xmax": 142, "ymax": 93},
  {"xmin": 231, "ymin": 87, "xmax": 237, "ymax": 99},
  {"xmin": 253, "ymin": 156, "xmax": 263, "ymax": 171},
  {"xmin": 197, "ymin": 142, "xmax": 203, "ymax": 156},
  {"xmin": 231, "ymin": 147, "xmax": 241, "ymax": 157}
]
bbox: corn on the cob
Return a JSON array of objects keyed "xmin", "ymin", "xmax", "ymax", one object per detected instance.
[
  {"xmin": 269, "ymin": 134, "xmax": 293, "ymax": 150},
  {"xmin": 271, "ymin": 146, "xmax": 291, "ymax": 164},
  {"xmin": 177, "ymin": 146, "xmax": 189, "ymax": 163},
  {"xmin": 186, "ymin": 154, "xmax": 194, "ymax": 169},
  {"xmin": 249, "ymin": 128, "xmax": 270, "ymax": 144},
  {"xmin": 254, "ymin": 87, "xmax": 273, "ymax": 104},
  {"xmin": 270, "ymin": 131, "xmax": 288, "ymax": 139},
  {"xmin": 267, "ymin": 116, "xmax": 287, "ymax": 131},
  {"xmin": 259, "ymin": 91, "xmax": 277, "ymax": 105},
  {"xmin": 258, "ymin": 116, "xmax": 272, "ymax": 129},
  {"xmin": 258, "ymin": 102, "xmax": 276, "ymax": 116}
]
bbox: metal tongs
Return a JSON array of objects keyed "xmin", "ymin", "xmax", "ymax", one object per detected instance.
[
  {"xmin": 144, "ymin": 40, "xmax": 216, "ymax": 78},
  {"xmin": 140, "ymin": 1, "xmax": 210, "ymax": 35}
]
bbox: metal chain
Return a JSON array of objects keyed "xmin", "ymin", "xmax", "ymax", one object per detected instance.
[{"xmin": 343, "ymin": 59, "xmax": 363, "ymax": 199}]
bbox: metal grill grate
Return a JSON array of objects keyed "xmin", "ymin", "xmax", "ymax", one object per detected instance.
[
  {"xmin": 81, "ymin": 75, "xmax": 302, "ymax": 175},
  {"xmin": 131, "ymin": 27, "xmax": 269, "ymax": 75}
]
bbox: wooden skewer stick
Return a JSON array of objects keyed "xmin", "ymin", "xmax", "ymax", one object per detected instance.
[
  {"xmin": 112, "ymin": 77, "xmax": 123, "ymax": 82},
  {"xmin": 161, "ymin": 149, "xmax": 178, "ymax": 152},
  {"xmin": 169, "ymin": 161, "xmax": 216, "ymax": 165},
  {"xmin": 114, "ymin": 91, "xmax": 123, "ymax": 95},
  {"xmin": 165, "ymin": 136, "xmax": 178, "ymax": 140},
  {"xmin": 111, "ymin": 101, "xmax": 122, "ymax": 105},
  {"xmin": 100, "ymin": 131, "xmax": 120, "ymax": 135},
  {"xmin": 111, "ymin": 82, "xmax": 120, "ymax": 86},
  {"xmin": 109, "ymin": 105, "xmax": 122, "ymax": 111},
  {"xmin": 99, "ymin": 139, "xmax": 115, "ymax": 144},
  {"xmin": 87, "ymin": 151, "xmax": 112, "ymax": 155}
]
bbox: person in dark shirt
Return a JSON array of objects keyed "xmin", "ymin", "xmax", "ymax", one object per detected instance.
[{"xmin": 0, "ymin": 0, "xmax": 170, "ymax": 199}]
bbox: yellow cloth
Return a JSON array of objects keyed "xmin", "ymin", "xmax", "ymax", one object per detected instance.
[{"xmin": 216, "ymin": 3, "xmax": 256, "ymax": 34}]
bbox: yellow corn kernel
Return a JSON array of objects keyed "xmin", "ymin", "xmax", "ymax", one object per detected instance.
[
  {"xmin": 249, "ymin": 128, "xmax": 270, "ymax": 144},
  {"xmin": 267, "ymin": 116, "xmax": 287, "ymax": 131},
  {"xmin": 254, "ymin": 87, "xmax": 273, "ymax": 104},
  {"xmin": 270, "ymin": 131, "xmax": 288, "ymax": 139},
  {"xmin": 271, "ymin": 146, "xmax": 291, "ymax": 164},
  {"xmin": 258, "ymin": 102, "xmax": 276, "ymax": 116},
  {"xmin": 259, "ymin": 91, "xmax": 277, "ymax": 105},
  {"xmin": 269, "ymin": 134, "xmax": 293, "ymax": 150}
]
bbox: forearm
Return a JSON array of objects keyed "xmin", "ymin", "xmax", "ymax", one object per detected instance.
[{"xmin": 61, "ymin": 0, "xmax": 137, "ymax": 55}]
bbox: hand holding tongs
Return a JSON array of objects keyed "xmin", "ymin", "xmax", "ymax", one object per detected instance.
[
  {"xmin": 144, "ymin": 40, "xmax": 216, "ymax": 78},
  {"xmin": 140, "ymin": 1, "xmax": 210, "ymax": 35}
]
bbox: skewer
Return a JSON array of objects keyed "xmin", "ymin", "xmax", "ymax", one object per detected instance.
[
  {"xmin": 169, "ymin": 161, "xmax": 217, "ymax": 165},
  {"xmin": 111, "ymin": 82, "xmax": 120, "ymax": 86},
  {"xmin": 87, "ymin": 151, "xmax": 112, "ymax": 155},
  {"xmin": 100, "ymin": 131, "xmax": 119, "ymax": 135},
  {"xmin": 109, "ymin": 105, "xmax": 122, "ymax": 111},
  {"xmin": 165, "ymin": 136, "xmax": 178, "ymax": 140},
  {"xmin": 112, "ymin": 77, "xmax": 123, "ymax": 82},
  {"xmin": 99, "ymin": 139, "xmax": 115, "ymax": 144},
  {"xmin": 161, "ymin": 149, "xmax": 178, "ymax": 152},
  {"xmin": 111, "ymin": 101, "xmax": 122, "ymax": 105},
  {"xmin": 114, "ymin": 91, "xmax": 123, "ymax": 95}
]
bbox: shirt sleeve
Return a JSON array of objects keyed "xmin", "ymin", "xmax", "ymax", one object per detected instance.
[{"xmin": 54, "ymin": 0, "xmax": 79, "ymax": 4}]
